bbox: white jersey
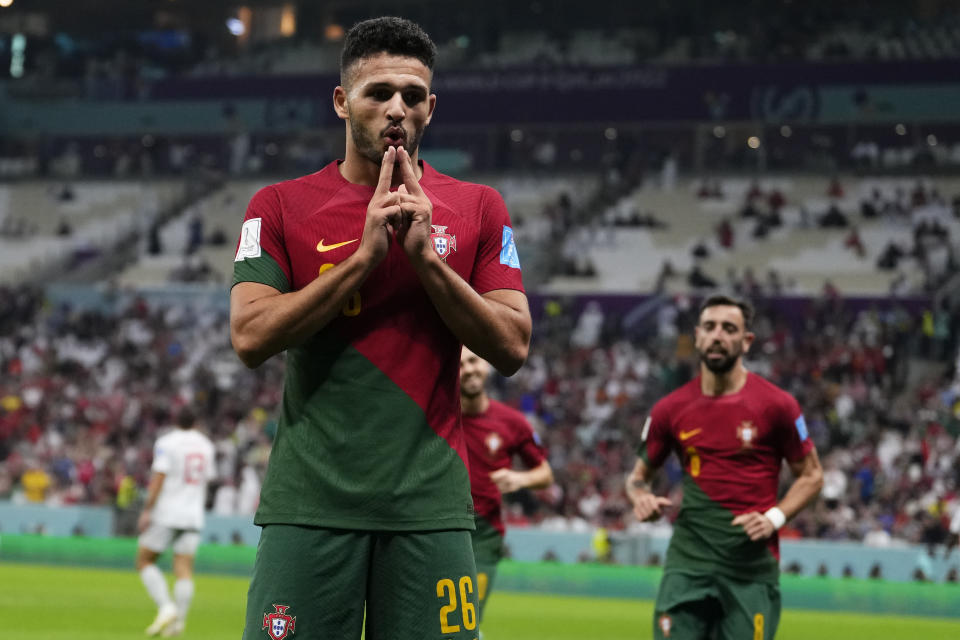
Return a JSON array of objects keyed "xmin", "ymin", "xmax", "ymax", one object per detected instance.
[{"xmin": 151, "ymin": 428, "xmax": 216, "ymax": 530}]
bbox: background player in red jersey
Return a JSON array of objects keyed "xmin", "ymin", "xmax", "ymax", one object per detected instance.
[
  {"xmin": 230, "ymin": 17, "xmax": 531, "ymax": 640},
  {"xmin": 625, "ymin": 295, "xmax": 823, "ymax": 640},
  {"xmin": 460, "ymin": 346, "xmax": 553, "ymax": 624}
]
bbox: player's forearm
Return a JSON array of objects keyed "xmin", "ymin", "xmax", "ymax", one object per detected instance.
[
  {"xmin": 231, "ymin": 252, "xmax": 377, "ymax": 368},
  {"xmin": 523, "ymin": 461, "xmax": 554, "ymax": 490},
  {"xmin": 143, "ymin": 474, "xmax": 165, "ymax": 510},
  {"xmin": 776, "ymin": 468, "xmax": 823, "ymax": 520},
  {"xmin": 411, "ymin": 252, "xmax": 530, "ymax": 375}
]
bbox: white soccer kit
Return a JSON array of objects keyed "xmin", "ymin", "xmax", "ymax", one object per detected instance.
[{"xmin": 150, "ymin": 428, "xmax": 216, "ymax": 530}]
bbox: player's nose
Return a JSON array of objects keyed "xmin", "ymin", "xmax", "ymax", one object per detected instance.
[{"xmin": 384, "ymin": 93, "xmax": 405, "ymax": 120}]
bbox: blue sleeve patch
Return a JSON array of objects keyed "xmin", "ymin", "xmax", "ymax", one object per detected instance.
[
  {"xmin": 795, "ymin": 415, "xmax": 809, "ymax": 441},
  {"xmin": 500, "ymin": 226, "xmax": 521, "ymax": 269}
]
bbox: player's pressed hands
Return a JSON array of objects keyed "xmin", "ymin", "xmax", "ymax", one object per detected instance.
[
  {"xmin": 359, "ymin": 146, "xmax": 402, "ymax": 266},
  {"xmin": 732, "ymin": 511, "xmax": 777, "ymax": 541},
  {"xmin": 394, "ymin": 146, "xmax": 434, "ymax": 263}
]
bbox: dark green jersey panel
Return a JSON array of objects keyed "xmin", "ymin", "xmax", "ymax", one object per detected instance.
[
  {"xmin": 254, "ymin": 332, "xmax": 474, "ymax": 530},
  {"xmin": 665, "ymin": 476, "xmax": 779, "ymax": 583}
]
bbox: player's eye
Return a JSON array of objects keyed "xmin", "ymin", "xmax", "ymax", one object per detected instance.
[
  {"xmin": 371, "ymin": 88, "xmax": 392, "ymax": 101},
  {"xmin": 403, "ymin": 91, "xmax": 424, "ymax": 106}
]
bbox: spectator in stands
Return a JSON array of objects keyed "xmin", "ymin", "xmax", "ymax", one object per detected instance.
[
  {"xmin": 827, "ymin": 177, "xmax": 844, "ymax": 198},
  {"xmin": 819, "ymin": 203, "xmax": 849, "ymax": 228},
  {"xmin": 716, "ymin": 218, "xmax": 734, "ymax": 249},
  {"xmin": 687, "ymin": 265, "xmax": 718, "ymax": 289},
  {"xmin": 844, "ymin": 226, "xmax": 866, "ymax": 258}
]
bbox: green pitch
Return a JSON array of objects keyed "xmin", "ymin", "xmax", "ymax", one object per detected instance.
[{"xmin": 1, "ymin": 563, "xmax": 958, "ymax": 640}]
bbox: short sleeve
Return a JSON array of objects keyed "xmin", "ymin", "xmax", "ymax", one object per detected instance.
[
  {"xmin": 469, "ymin": 186, "xmax": 525, "ymax": 295},
  {"xmin": 512, "ymin": 414, "xmax": 547, "ymax": 469},
  {"xmin": 152, "ymin": 440, "xmax": 172, "ymax": 474},
  {"xmin": 232, "ymin": 186, "xmax": 292, "ymax": 292},
  {"xmin": 637, "ymin": 402, "xmax": 673, "ymax": 469},
  {"xmin": 778, "ymin": 393, "xmax": 815, "ymax": 463}
]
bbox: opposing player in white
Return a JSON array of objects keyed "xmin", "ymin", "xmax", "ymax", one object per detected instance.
[{"xmin": 136, "ymin": 408, "xmax": 216, "ymax": 637}]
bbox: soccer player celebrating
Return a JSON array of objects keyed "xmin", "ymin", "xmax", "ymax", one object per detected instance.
[
  {"xmin": 625, "ymin": 295, "xmax": 823, "ymax": 640},
  {"xmin": 230, "ymin": 17, "xmax": 530, "ymax": 640},
  {"xmin": 136, "ymin": 408, "xmax": 216, "ymax": 637},
  {"xmin": 460, "ymin": 346, "xmax": 553, "ymax": 624}
]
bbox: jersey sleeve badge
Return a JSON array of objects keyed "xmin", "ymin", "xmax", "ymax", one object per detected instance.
[
  {"xmin": 499, "ymin": 225, "xmax": 521, "ymax": 268},
  {"xmin": 235, "ymin": 218, "xmax": 263, "ymax": 262}
]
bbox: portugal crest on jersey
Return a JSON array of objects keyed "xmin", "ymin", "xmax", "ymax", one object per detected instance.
[
  {"xmin": 263, "ymin": 604, "xmax": 296, "ymax": 640},
  {"xmin": 430, "ymin": 225, "xmax": 457, "ymax": 261},
  {"xmin": 737, "ymin": 420, "xmax": 756, "ymax": 449},
  {"xmin": 485, "ymin": 432, "xmax": 503, "ymax": 456}
]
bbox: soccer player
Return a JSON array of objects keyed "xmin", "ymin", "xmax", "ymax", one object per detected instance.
[
  {"xmin": 136, "ymin": 408, "xmax": 216, "ymax": 637},
  {"xmin": 625, "ymin": 295, "xmax": 823, "ymax": 640},
  {"xmin": 230, "ymin": 17, "xmax": 530, "ymax": 640},
  {"xmin": 460, "ymin": 346, "xmax": 553, "ymax": 623}
]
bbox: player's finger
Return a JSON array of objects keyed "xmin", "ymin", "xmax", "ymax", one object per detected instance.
[
  {"xmin": 731, "ymin": 514, "xmax": 749, "ymax": 526},
  {"xmin": 398, "ymin": 147, "xmax": 425, "ymax": 196},
  {"xmin": 656, "ymin": 497, "xmax": 673, "ymax": 507},
  {"xmin": 375, "ymin": 147, "xmax": 396, "ymax": 195}
]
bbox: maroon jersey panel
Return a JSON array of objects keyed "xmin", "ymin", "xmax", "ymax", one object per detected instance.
[
  {"xmin": 463, "ymin": 400, "xmax": 546, "ymax": 536},
  {"xmin": 235, "ymin": 161, "xmax": 525, "ymax": 471}
]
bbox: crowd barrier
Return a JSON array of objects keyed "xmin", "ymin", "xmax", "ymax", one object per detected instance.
[{"xmin": 2, "ymin": 502, "xmax": 955, "ymax": 583}]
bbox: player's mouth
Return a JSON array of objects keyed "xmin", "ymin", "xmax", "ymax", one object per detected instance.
[{"xmin": 382, "ymin": 126, "xmax": 406, "ymax": 147}]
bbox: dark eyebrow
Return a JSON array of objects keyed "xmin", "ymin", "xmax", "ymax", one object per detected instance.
[{"xmin": 364, "ymin": 82, "xmax": 427, "ymax": 94}]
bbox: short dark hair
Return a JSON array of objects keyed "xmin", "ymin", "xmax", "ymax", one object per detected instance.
[
  {"xmin": 176, "ymin": 407, "xmax": 196, "ymax": 430},
  {"xmin": 698, "ymin": 294, "xmax": 754, "ymax": 330},
  {"xmin": 340, "ymin": 17, "xmax": 437, "ymax": 85}
]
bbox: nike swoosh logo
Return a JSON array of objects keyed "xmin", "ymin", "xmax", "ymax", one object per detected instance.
[
  {"xmin": 679, "ymin": 429, "xmax": 702, "ymax": 441},
  {"xmin": 317, "ymin": 238, "xmax": 358, "ymax": 252}
]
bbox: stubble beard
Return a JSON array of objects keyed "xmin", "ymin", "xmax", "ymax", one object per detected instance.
[
  {"xmin": 700, "ymin": 343, "xmax": 741, "ymax": 374},
  {"xmin": 348, "ymin": 113, "xmax": 425, "ymax": 166}
]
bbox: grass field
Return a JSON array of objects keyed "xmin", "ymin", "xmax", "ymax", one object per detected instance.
[{"xmin": 2, "ymin": 563, "xmax": 958, "ymax": 639}]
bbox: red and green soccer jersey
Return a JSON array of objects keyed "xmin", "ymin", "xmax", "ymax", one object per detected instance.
[
  {"xmin": 232, "ymin": 160, "xmax": 525, "ymax": 531},
  {"xmin": 638, "ymin": 372, "xmax": 815, "ymax": 583},
  {"xmin": 463, "ymin": 399, "xmax": 547, "ymax": 537}
]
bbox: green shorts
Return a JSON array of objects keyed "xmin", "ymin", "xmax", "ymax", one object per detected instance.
[
  {"xmin": 653, "ymin": 570, "xmax": 781, "ymax": 640},
  {"xmin": 469, "ymin": 516, "xmax": 505, "ymax": 621},
  {"xmin": 243, "ymin": 524, "xmax": 479, "ymax": 640}
]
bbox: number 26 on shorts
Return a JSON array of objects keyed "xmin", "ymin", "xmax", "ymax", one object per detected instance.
[{"xmin": 436, "ymin": 576, "xmax": 477, "ymax": 633}]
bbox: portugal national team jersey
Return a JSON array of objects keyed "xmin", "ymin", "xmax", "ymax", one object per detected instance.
[
  {"xmin": 638, "ymin": 373, "xmax": 814, "ymax": 583},
  {"xmin": 463, "ymin": 400, "xmax": 546, "ymax": 536},
  {"xmin": 233, "ymin": 161, "xmax": 525, "ymax": 531},
  {"xmin": 151, "ymin": 429, "xmax": 216, "ymax": 530}
]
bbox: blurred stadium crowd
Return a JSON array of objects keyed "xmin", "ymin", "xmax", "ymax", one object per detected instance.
[{"xmin": 1, "ymin": 282, "xmax": 958, "ymax": 553}]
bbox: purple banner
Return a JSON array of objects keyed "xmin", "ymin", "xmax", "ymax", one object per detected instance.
[{"xmin": 149, "ymin": 60, "xmax": 960, "ymax": 124}]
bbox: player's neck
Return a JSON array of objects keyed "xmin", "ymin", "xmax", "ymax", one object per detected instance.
[
  {"xmin": 338, "ymin": 145, "xmax": 422, "ymax": 187},
  {"xmin": 700, "ymin": 364, "xmax": 749, "ymax": 397},
  {"xmin": 461, "ymin": 392, "xmax": 489, "ymax": 416}
]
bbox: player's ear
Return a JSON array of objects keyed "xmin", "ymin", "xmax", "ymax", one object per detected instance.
[
  {"xmin": 742, "ymin": 330, "xmax": 756, "ymax": 353},
  {"xmin": 333, "ymin": 86, "xmax": 349, "ymax": 120},
  {"xmin": 424, "ymin": 93, "xmax": 437, "ymax": 125}
]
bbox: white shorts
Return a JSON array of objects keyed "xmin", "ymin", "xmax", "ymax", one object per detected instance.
[{"xmin": 139, "ymin": 523, "xmax": 202, "ymax": 556}]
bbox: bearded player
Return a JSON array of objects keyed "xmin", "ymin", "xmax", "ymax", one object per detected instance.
[
  {"xmin": 625, "ymin": 295, "xmax": 822, "ymax": 640},
  {"xmin": 460, "ymin": 346, "xmax": 553, "ymax": 624},
  {"xmin": 230, "ymin": 17, "xmax": 530, "ymax": 640}
]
